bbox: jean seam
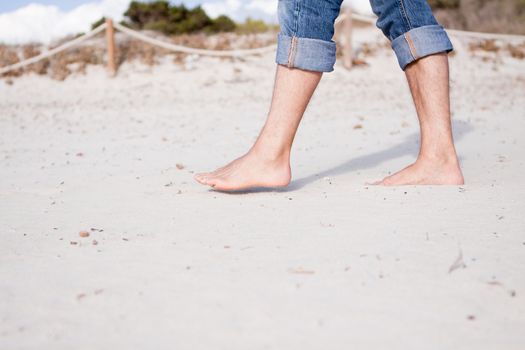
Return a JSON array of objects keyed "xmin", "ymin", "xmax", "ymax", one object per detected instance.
[
  {"xmin": 397, "ymin": 0, "xmax": 412, "ymax": 33},
  {"xmin": 404, "ymin": 32, "xmax": 419, "ymax": 60},
  {"xmin": 288, "ymin": 36, "xmax": 298, "ymax": 68},
  {"xmin": 391, "ymin": 25, "xmax": 453, "ymax": 70},
  {"xmin": 287, "ymin": 0, "xmax": 300, "ymax": 67},
  {"xmin": 276, "ymin": 34, "xmax": 338, "ymax": 72}
]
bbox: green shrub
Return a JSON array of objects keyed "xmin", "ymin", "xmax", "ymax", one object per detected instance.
[
  {"xmin": 123, "ymin": 1, "xmax": 236, "ymax": 34},
  {"xmin": 143, "ymin": 20, "xmax": 169, "ymax": 32},
  {"xmin": 91, "ymin": 16, "xmax": 106, "ymax": 30},
  {"xmin": 125, "ymin": 1, "xmax": 170, "ymax": 28},
  {"xmin": 236, "ymin": 18, "xmax": 270, "ymax": 34},
  {"xmin": 210, "ymin": 15, "xmax": 237, "ymax": 33}
]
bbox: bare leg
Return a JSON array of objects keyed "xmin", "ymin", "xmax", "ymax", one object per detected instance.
[
  {"xmin": 375, "ymin": 53, "xmax": 464, "ymax": 186},
  {"xmin": 195, "ymin": 65, "xmax": 322, "ymax": 191}
]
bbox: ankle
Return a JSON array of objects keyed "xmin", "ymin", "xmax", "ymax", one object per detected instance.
[
  {"xmin": 251, "ymin": 144, "xmax": 290, "ymax": 163},
  {"xmin": 249, "ymin": 143, "xmax": 289, "ymax": 163},
  {"xmin": 418, "ymin": 150, "xmax": 459, "ymax": 166}
]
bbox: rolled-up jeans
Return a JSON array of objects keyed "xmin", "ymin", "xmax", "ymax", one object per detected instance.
[{"xmin": 276, "ymin": 0, "xmax": 453, "ymax": 72}]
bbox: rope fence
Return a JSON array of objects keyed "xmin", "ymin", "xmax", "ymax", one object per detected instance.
[
  {"xmin": 0, "ymin": 23, "xmax": 107, "ymax": 75},
  {"xmin": 113, "ymin": 22, "xmax": 277, "ymax": 57},
  {"xmin": 1, "ymin": 12, "xmax": 524, "ymax": 76}
]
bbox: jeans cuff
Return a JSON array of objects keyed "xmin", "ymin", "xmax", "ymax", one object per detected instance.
[
  {"xmin": 276, "ymin": 33, "xmax": 337, "ymax": 73},
  {"xmin": 392, "ymin": 25, "xmax": 454, "ymax": 70}
]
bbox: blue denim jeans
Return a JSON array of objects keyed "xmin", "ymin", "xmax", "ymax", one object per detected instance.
[{"xmin": 276, "ymin": 0, "xmax": 453, "ymax": 72}]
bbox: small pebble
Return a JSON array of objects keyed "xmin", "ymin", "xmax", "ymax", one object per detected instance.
[{"xmin": 79, "ymin": 231, "xmax": 90, "ymax": 238}]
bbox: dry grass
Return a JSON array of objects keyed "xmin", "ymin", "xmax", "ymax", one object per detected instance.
[
  {"xmin": 507, "ymin": 43, "xmax": 525, "ymax": 59},
  {"xmin": 469, "ymin": 39, "xmax": 500, "ymax": 53},
  {"xmin": 466, "ymin": 39, "xmax": 525, "ymax": 65},
  {"xmin": 0, "ymin": 45, "xmax": 23, "ymax": 77},
  {"xmin": 0, "ymin": 30, "xmax": 277, "ymax": 81},
  {"xmin": 435, "ymin": 0, "xmax": 525, "ymax": 34},
  {"xmin": 468, "ymin": 39, "xmax": 525, "ymax": 59}
]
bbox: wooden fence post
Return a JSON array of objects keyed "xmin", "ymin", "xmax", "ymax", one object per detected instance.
[
  {"xmin": 106, "ymin": 18, "xmax": 117, "ymax": 77},
  {"xmin": 342, "ymin": 7, "xmax": 353, "ymax": 69}
]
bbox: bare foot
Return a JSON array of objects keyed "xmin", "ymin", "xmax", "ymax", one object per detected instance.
[
  {"xmin": 194, "ymin": 150, "xmax": 291, "ymax": 191},
  {"xmin": 372, "ymin": 157, "xmax": 464, "ymax": 186}
]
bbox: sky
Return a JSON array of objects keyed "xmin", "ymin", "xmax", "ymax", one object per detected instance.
[
  {"xmin": 0, "ymin": 0, "xmax": 256, "ymax": 13},
  {"xmin": 0, "ymin": 0, "xmax": 372, "ymax": 44}
]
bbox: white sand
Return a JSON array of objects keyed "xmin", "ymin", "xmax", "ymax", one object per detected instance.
[{"xmin": 1, "ymin": 28, "xmax": 525, "ymax": 349}]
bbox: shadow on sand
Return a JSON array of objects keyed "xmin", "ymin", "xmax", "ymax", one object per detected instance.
[{"xmin": 210, "ymin": 120, "xmax": 473, "ymax": 194}]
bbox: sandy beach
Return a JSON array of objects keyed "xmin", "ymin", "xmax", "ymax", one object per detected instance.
[{"xmin": 1, "ymin": 26, "xmax": 525, "ymax": 349}]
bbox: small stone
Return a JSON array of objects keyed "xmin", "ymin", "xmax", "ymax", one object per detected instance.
[
  {"xmin": 289, "ymin": 267, "xmax": 315, "ymax": 275},
  {"xmin": 79, "ymin": 231, "xmax": 90, "ymax": 238},
  {"xmin": 92, "ymin": 240, "xmax": 98, "ymax": 245},
  {"xmin": 176, "ymin": 163, "xmax": 185, "ymax": 170}
]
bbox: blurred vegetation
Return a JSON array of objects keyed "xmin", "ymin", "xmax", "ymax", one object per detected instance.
[
  {"xmin": 122, "ymin": 1, "xmax": 236, "ymax": 34},
  {"xmin": 91, "ymin": 16, "xmax": 106, "ymax": 30},
  {"xmin": 235, "ymin": 18, "xmax": 269, "ymax": 34},
  {"xmin": 91, "ymin": 1, "xmax": 279, "ymax": 36},
  {"xmin": 210, "ymin": 15, "xmax": 237, "ymax": 32},
  {"xmin": 430, "ymin": 0, "xmax": 525, "ymax": 34},
  {"xmin": 428, "ymin": 0, "xmax": 460, "ymax": 9}
]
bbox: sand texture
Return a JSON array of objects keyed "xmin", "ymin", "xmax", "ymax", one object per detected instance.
[{"xmin": 1, "ymin": 28, "xmax": 525, "ymax": 349}]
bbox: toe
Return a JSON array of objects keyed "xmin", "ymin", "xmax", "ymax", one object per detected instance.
[
  {"xmin": 194, "ymin": 173, "xmax": 212, "ymax": 185},
  {"xmin": 366, "ymin": 178, "xmax": 386, "ymax": 186},
  {"xmin": 194, "ymin": 173, "xmax": 205, "ymax": 183},
  {"xmin": 202, "ymin": 175, "xmax": 220, "ymax": 188},
  {"xmin": 366, "ymin": 179, "xmax": 384, "ymax": 186},
  {"xmin": 205, "ymin": 176, "xmax": 236, "ymax": 191},
  {"xmin": 209, "ymin": 179, "xmax": 231, "ymax": 191},
  {"xmin": 379, "ymin": 178, "xmax": 393, "ymax": 186}
]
